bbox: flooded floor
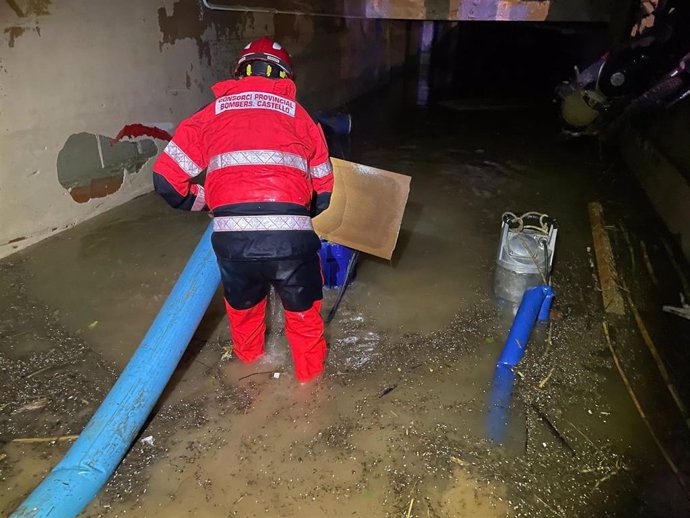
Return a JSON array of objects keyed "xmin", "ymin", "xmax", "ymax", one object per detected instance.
[{"xmin": 2, "ymin": 90, "xmax": 690, "ymax": 517}]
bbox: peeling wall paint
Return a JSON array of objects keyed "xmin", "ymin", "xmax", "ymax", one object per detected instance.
[
  {"xmin": 57, "ymin": 132, "xmax": 157, "ymax": 203},
  {"xmin": 158, "ymin": 0, "xmax": 211, "ymax": 63},
  {"xmin": 6, "ymin": 0, "xmax": 51, "ymax": 18},
  {"xmin": 0, "ymin": 0, "xmax": 408, "ymax": 258},
  {"xmin": 2, "ymin": 0, "xmax": 45, "ymax": 48}
]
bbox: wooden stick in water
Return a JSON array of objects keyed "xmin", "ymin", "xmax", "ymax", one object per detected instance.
[
  {"xmin": 625, "ymin": 293, "xmax": 690, "ymax": 430},
  {"xmin": 11, "ymin": 435, "xmax": 79, "ymax": 444},
  {"xmin": 588, "ymin": 203, "xmax": 625, "ymax": 315},
  {"xmin": 639, "ymin": 240, "xmax": 659, "ymax": 287}
]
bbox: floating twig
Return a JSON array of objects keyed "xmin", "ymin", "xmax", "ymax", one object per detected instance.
[
  {"xmin": 619, "ymin": 224, "xmax": 636, "ymax": 273},
  {"xmin": 238, "ymin": 370, "xmax": 281, "ymax": 381},
  {"xmin": 625, "ymin": 292, "xmax": 690, "ymax": 430},
  {"xmin": 563, "ymin": 418, "xmax": 596, "ymax": 448},
  {"xmin": 639, "ymin": 240, "xmax": 659, "ymax": 287},
  {"xmin": 378, "ymin": 385, "xmax": 397, "ymax": 398},
  {"xmin": 11, "ymin": 435, "xmax": 79, "ymax": 444},
  {"xmin": 592, "ymin": 459, "xmax": 623, "ymax": 492},
  {"xmin": 546, "ymin": 321, "xmax": 553, "ymax": 353},
  {"xmin": 534, "ymin": 494, "xmax": 565, "ymax": 518},
  {"xmin": 661, "ymin": 238, "xmax": 690, "ymax": 299},
  {"xmin": 13, "ymin": 398, "xmax": 49, "ymax": 414},
  {"xmin": 538, "ymin": 367, "xmax": 555, "ymax": 389},
  {"xmin": 602, "ymin": 320, "xmax": 690, "ymax": 500},
  {"xmin": 530, "ymin": 403, "xmax": 575, "ymax": 454},
  {"xmin": 406, "ymin": 497, "xmax": 415, "ymax": 518},
  {"xmin": 24, "ymin": 363, "xmax": 70, "ymax": 380}
]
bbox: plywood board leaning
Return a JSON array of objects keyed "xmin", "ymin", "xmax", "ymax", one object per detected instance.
[{"xmin": 314, "ymin": 158, "xmax": 411, "ymax": 260}]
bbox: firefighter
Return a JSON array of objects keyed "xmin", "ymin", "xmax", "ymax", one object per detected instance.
[{"xmin": 153, "ymin": 37, "xmax": 333, "ymax": 383}]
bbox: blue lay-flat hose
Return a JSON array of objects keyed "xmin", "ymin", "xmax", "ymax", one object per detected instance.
[
  {"xmin": 12, "ymin": 222, "xmax": 220, "ymax": 518},
  {"xmin": 497, "ymin": 284, "xmax": 554, "ymax": 367},
  {"xmin": 487, "ymin": 284, "xmax": 555, "ymax": 444}
]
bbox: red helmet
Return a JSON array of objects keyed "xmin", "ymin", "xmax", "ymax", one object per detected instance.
[{"xmin": 234, "ymin": 37, "xmax": 294, "ymax": 79}]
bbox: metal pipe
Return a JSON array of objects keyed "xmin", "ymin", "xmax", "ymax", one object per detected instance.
[
  {"xmin": 12, "ymin": 222, "xmax": 220, "ymax": 518},
  {"xmin": 200, "ymin": 0, "xmax": 369, "ymax": 19},
  {"xmin": 497, "ymin": 285, "xmax": 554, "ymax": 367}
]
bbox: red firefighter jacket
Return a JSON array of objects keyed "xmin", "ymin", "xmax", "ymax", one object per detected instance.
[{"xmin": 153, "ymin": 76, "xmax": 333, "ymax": 260}]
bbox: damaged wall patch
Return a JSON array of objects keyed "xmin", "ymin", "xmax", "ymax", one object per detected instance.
[{"xmin": 57, "ymin": 132, "xmax": 156, "ymax": 203}]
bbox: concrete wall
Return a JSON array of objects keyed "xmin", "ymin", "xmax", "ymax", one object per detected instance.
[
  {"xmin": 620, "ymin": 100, "xmax": 690, "ymax": 261},
  {"xmin": 0, "ymin": 0, "xmax": 409, "ymax": 259}
]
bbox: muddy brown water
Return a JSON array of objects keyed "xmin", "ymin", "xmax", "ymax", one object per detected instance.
[{"xmin": 2, "ymin": 95, "xmax": 690, "ymax": 517}]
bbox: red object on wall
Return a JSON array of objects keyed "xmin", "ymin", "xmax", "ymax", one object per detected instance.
[{"xmin": 112, "ymin": 124, "xmax": 172, "ymax": 144}]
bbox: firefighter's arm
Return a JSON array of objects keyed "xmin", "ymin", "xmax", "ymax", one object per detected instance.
[
  {"xmin": 307, "ymin": 122, "xmax": 333, "ymax": 217},
  {"xmin": 152, "ymin": 114, "xmax": 208, "ymax": 211}
]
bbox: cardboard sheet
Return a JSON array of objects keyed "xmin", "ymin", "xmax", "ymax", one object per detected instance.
[{"xmin": 313, "ymin": 158, "xmax": 411, "ymax": 260}]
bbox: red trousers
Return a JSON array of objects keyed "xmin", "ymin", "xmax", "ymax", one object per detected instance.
[{"xmin": 224, "ymin": 298, "xmax": 326, "ymax": 382}]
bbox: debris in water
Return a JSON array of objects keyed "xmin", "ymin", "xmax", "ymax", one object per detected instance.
[
  {"xmin": 530, "ymin": 402, "xmax": 575, "ymax": 454},
  {"xmin": 405, "ymin": 497, "xmax": 415, "ymax": 518},
  {"xmin": 88, "ymin": 320, "xmax": 99, "ymax": 329},
  {"xmin": 639, "ymin": 240, "xmax": 659, "ymax": 287},
  {"xmin": 450, "ymin": 456, "xmax": 465, "ymax": 466},
  {"xmin": 221, "ymin": 346, "xmax": 233, "ymax": 361},
  {"xmin": 662, "ymin": 293, "xmax": 690, "ymax": 321},
  {"xmin": 24, "ymin": 363, "xmax": 69, "ymax": 380},
  {"xmin": 12, "ymin": 435, "xmax": 79, "ymax": 444},
  {"xmin": 272, "ymin": 372, "xmax": 281, "ymax": 379},
  {"xmin": 238, "ymin": 370, "xmax": 279, "ymax": 381},
  {"xmin": 378, "ymin": 385, "xmax": 397, "ymax": 398},
  {"xmin": 538, "ymin": 367, "xmax": 555, "ymax": 389},
  {"xmin": 13, "ymin": 398, "xmax": 49, "ymax": 413},
  {"xmin": 140, "ymin": 435, "xmax": 155, "ymax": 446}
]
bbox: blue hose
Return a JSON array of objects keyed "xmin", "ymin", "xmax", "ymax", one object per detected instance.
[
  {"xmin": 497, "ymin": 284, "xmax": 554, "ymax": 367},
  {"xmin": 486, "ymin": 364, "xmax": 517, "ymax": 444},
  {"xmin": 12, "ymin": 222, "xmax": 220, "ymax": 518},
  {"xmin": 487, "ymin": 285, "xmax": 554, "ymax": 444}
]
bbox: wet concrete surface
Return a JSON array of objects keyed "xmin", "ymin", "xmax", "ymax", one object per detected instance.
[{"xmin": 2, "ymin": 88, "xmax": 690, "ymax": 517}]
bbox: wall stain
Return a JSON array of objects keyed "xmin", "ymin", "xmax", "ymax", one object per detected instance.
[
  {"xmin": 4, "ymin": 26, "xmax": 25, "ymax": 47},
  {"xmin": 4, "ymin": 25, "xmax": 40, "ymax": 48},
  {"xmin": 185, "ymin": 71, "xmax": 191, "ymax": 89},
  {"xmin": 4, "ymin": 0, "xmax": 48, "ymax": 48},
  {"xmin": 157, "ymin": 0, "xmax": 211, "ymax": 63},
  {"xmin": 6, "ymin": 0, "xmax": 23, "ymax": 17},
  {"xmin": 5, "ymin": 0, "xmax": 50, "ymax": 17},
  {"xmin": 157, "ymin": 0, "xmax": 248, "ymax": 68}
]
